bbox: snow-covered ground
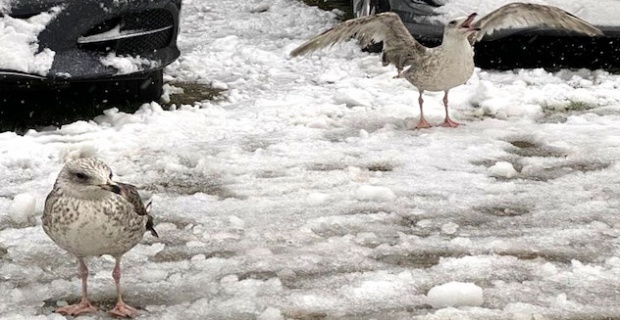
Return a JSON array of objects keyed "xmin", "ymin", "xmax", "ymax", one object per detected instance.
[{"xmin": 2, "ymin": 0, "xmax": 620, "ymax": 319}]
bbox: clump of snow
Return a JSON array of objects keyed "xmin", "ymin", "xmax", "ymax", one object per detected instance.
[
  {"xmin": 441, "ymin": 222, "xmax": 459, "ymax": 235},
  {"xmin": 100, "ymin": 53, "xmax": 161, "ymax": 75},
  {"xmin": 160, "ymin": 83, "xmax": 185, "ymax": 104},
  {"xmin": 307, "ymin": 192, "xmax": 329, "ymax": 205},
  {"xmin": 333, "ymin": 88, "xmax": 373, "ymax": 107},
  {"xmin": 359, "ymin": 129, "xmax": 369, "ymax": 138},
  {"xmin": 258, "ymin": 307, "xmax": 283, "ymax": 320},
  {"xmin": 137, "ymin": 268, "xmax": 168, "ymax": 283},
  {"xmin": 355, "ymin": 232, "xmax": 380, "ymax": 246},
  {"xmin": 211, "ymin": 80, "xmax": 229, "ymax": 90},
  {"xmin": 229, "ymin": 215, "xmax": 245, "ymax": 229},
  {"xmin": 0, "ymin": 7, "xmax": 60, "ymax": 75},
  {"xmin": 0, "ymin": 0, "xmax": 11, "ymax": 13},
  {"xmin": 8, "ymin": 193, "xmax": 36, "ymax": 224},
  {"xmin": 427, "ymin": 282, "xmax": 484, "ymax": 308},
  {"xmin": 249, "ymin": 4, "xmax": 270, "ymax": 14},
  {"xmin": 488, "ymin": 161, "xmax": 518, "ymax": 178},
  {"xmin": 355, "ymin": 185, "xmax": 396, "ymax": 202}
]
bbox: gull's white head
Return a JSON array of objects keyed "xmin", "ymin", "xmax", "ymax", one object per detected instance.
[
  {"xmin": 444, "ymin": 13, "xmax": 480, "ymax": 39},
  {"xmin": 56, "ymin": 158, "xmax": 121, "ymax": 199}
]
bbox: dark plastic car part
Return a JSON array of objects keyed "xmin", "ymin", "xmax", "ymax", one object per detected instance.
[{"xmin": 0, "ymin": 70, "xmax": 164, "ymax": 132}]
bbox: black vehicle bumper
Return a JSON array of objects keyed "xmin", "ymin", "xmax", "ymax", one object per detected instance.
[
  {"xmin": 473, "ymin": 32, "xmax": 620, "ymax": 71},
  {"xmin": 4, "ymin": 0, "xmax": 181, "ymax": 81}
]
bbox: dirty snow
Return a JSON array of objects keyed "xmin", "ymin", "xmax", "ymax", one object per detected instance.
[{"xmin": 1, "ymin": 0, "xmax": 620, "ymax": 319}]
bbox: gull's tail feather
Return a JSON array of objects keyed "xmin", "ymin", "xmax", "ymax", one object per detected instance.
[{"xmin": 146, "ymin": 214, "xmax": 159, "ymax": 238}]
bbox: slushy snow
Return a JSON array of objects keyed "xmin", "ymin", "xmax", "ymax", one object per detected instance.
[{"xmin": 1, "ymin": 0, "xmax": 620, "ymax": 319}]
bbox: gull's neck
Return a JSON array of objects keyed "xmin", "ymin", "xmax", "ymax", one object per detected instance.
[
  {"xmin": 439, "ymin": 35, "xmax": 472, "ymax": 52},
  {"xmin": 57, "ymin": 184, "xmax": 113, "ymax": 201}
]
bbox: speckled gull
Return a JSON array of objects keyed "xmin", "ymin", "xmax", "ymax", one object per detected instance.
[
  {"xmin": 291, "ymin": 2, "xmax": 602, "ymax": 129},
  {"xmin": 42, "ymin": 158, "xmax": 158, "ymax": 318}
]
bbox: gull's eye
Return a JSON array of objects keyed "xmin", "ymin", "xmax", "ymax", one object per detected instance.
[
  {"xmin": 109, "ymin": 172, "xmax": 113, "ymax": 180},
  {"xmin": 75, "ymin": 172, "xmax": 88, "ymax": 180},
  {"xmin": 449, "ymin": 21, "xmax": 456, "ymax": 25}
]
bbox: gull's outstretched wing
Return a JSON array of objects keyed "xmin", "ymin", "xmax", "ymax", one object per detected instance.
[
  {"xmin": 472, "ymin": 3, "xmax": 603, "ymax": 42},
  {"xmin": 291, "ymin": 12, "xmax": 426, "ymax": 71}
]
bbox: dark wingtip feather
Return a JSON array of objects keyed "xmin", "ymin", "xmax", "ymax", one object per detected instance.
[
  {"xmin": 289, "ymin": 44, "xmax": 307, "ymax": 57},
  {"xmin": 146, "ymin": 215, "xmax": 159, "ymax": 238}
]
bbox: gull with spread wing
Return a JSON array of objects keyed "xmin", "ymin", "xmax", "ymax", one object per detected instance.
[{"xmin": 291, "ymin": 2, "xmax": 602, "ymax": 129}]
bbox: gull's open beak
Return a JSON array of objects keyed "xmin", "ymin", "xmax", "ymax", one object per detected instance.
[
  {"xmin": 99, "ymin": 182, "xmax": 121, "ymax": 195},
  {"xmin": 461, "ymin": 13, "xmax": 480, "ymax": 31}
]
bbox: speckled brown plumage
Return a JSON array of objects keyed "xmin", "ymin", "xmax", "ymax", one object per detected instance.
[
  {"xmin": 42, "ymin": 158, "xmax": 157, "ymax": 318},
  {"xmin": 117, "ymin": 182, "xmax": 159, "ymax": 238}
]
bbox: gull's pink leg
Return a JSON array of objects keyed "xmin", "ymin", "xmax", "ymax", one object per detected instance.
[
  {"xmin": 108, "ymin": 257, "xmax": 138, "ymax": 318},
  {"xmin": 56, "ymin": 258, "xmax": 97, "ymax": 316},
  {"xmin": 393, "ymin": 67, "xmax": 403, "ymax": 79},
  {"xmin": 440, "ymin": 90, "xmax": 460, "ymax": 127},
  {"xmin": 415, "ymin": 90, "xmax": 432, "ymax": 129}
]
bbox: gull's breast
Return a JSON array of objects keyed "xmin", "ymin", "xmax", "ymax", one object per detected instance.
[
  {"xmin": 43, "ymin": 196, "xmax": 146, "ymax": 257},
  {"xmin": 405, "ymin": 45, "xmax": 475, "ymax": 92}
]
